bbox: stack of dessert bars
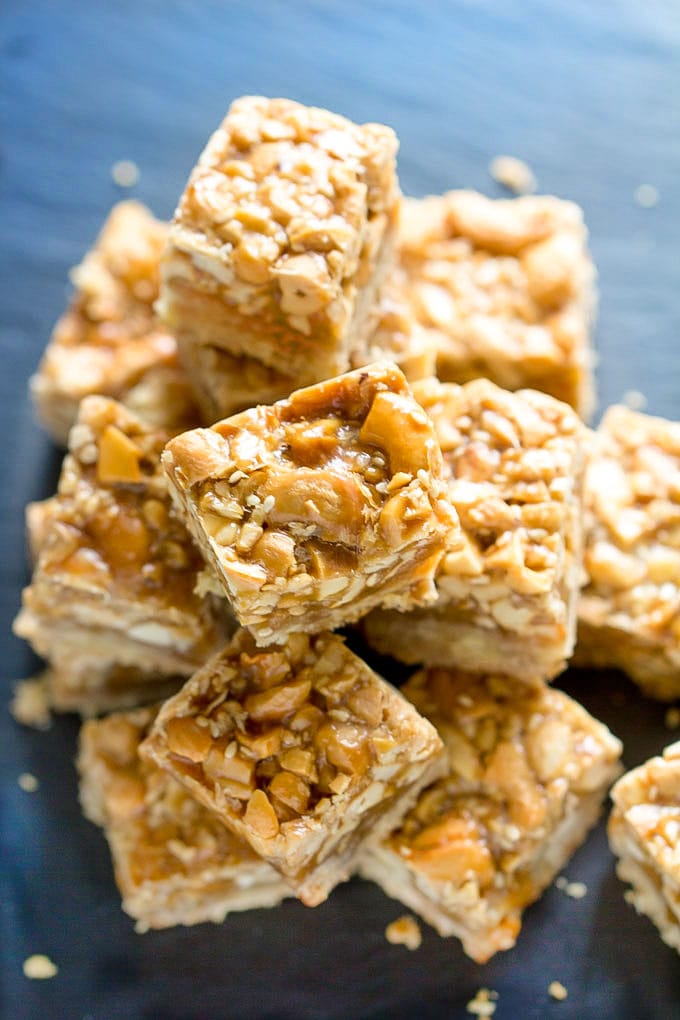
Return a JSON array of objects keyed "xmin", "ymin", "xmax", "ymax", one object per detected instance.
[{"xmin": 15, "ymin": 95, "xmax": 680, "ymax": 960}]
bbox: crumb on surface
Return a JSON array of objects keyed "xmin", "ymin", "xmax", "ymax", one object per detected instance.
[
  {"xmin": 23, "ymin": 955, "xmax": 58, "ymax": 980},
  {"xmin": 466, "ymin": 988, "xmax": 498, "ymax": 1017},
  {"xmin": 385, "ymin": 915, "xmax": 422, "ymax": 951},
  {"xmin": 10, "ymin": 677, "xmax": 51, "ymax": 730},
  {"xmin": 622, "ymin": 389, "xmax": 647, "ymax": 411},
  {"xmin": 665, "ymin": 707, "xmax": 680, "ymax": 730},
  {"xmin": 556, "ymin": 877, "xmax": 588, "ymax": 900},
  {"xmin": 548, "ymin": 981, "xmax": 568, "ymax": 1001},
  {"xmin": 634, "ymin": 183, "xmax": 659, "ymax": 208},
  {"xmin": 489, "ymin": 154, "xmax": 536, "ymax": 195},
  {"xmin": 18, "ymin": 772, "xmax": 39, "ymax": 793},
  {"xmin": 111, "ymin": 159, "xmax": 140, "ymax": 188}
]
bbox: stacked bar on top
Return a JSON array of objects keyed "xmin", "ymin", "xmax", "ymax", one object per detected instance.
[
  {"xmin": 161, "ymin": 362, "xmax": 459, "ymax": 644},
  {"xmin": 159, "ymin": 96, "xmax": 402, "ymax": 421}
]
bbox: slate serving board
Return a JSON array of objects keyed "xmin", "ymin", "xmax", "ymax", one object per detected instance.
[{"xmin": 1, "ymin": 2, "xmax": 679, "ymax": 1017}]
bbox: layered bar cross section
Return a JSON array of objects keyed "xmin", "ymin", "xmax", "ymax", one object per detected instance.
[
  {"xmin": 609, "ymin": 741, "xmax": 680, "ymax": 955},
  {"xmin": 14, "ymin": 397, "xmax": 229, "ymax": 714},
  {"xmin": 160, "ymin": 95, "xmax": 400, "ymax": 418},
  {"xmin": 79, "ymin": 706, "xmax": 291, "ymax": 931}
]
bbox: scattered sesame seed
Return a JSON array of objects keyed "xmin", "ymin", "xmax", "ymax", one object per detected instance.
[
  {"xmin": 555, "ymin": 876, "xmax": 567, "ymax": 890},
  {"xmin": 634, "ymin": 183, "xmax": 659, "ymax": 208},
  {"xmin": 665, "ymin": 707, "xmax": 680, "ymax": 730},
  {"xmin": 489, "ymin": 154, "xmax": 536, "ymax": 195},
  {"xmin": 10, "ymin": 677, "xmax": 51, "ymax": 730},
  {"xmin": 466, "ymin": 988, "xmax": 498, "ymax": 1017},
  {"xmin": 384, "ymin": 915, "xmax": 422, "ymax": 951},
  {"xmin": 111, "ymin": 159, "xmax": 140, "ymax": 188},
  {"xmin": 564, "ymin": 880, "xmax": 588, "ymax": 900},
  {"xmin": 23, "ymin": 955, "xmax": 58, "ymax": 980},
  {"xmin": 548, "ymin": 981, "xmax": 568, "ymax": 1001},
  {"xmin": 18, "ymin": 772, "xmax": 39, "ymax": 793},
  {"xmin": 622, "ymin": 390, "xmax": 647, "ymax": 411}
]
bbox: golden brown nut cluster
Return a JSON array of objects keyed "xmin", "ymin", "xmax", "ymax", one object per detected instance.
[
  {"xmin": 141, "ymin": 629, "xmax": 447, "ymax": 906},
  {"xmin": 78, "ymin": 705, "xmax": 291, "ymax": 931},
  {"xmin": 162, "ymin": 362, "xmax": 459, "ymax": 644},
  {"xmin": 31, "ymin": 201, "xmax": 197, "ymax": 444},
  {"xmin": 360, "ymin": 667, "xmax": 622, "ymax": 963},
  {"xmin": 399, "ymin": 191, "xmax": 595, "ymax": 416},
  {"xmin": 577, "ymin": 406, "xmax": 680, "ymax": 699}
]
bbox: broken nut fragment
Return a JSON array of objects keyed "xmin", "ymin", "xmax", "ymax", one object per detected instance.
[
  {"xmin": 97, "ymin": 425, "xmax": 143, "ymax": 484},
  {"xmin": 245, "ymin": 788, "xmax": 280, "ymax": 838},
  {"xmin": 244, "ymin": 677, "xmax": 313, "ymax": 722},
  {"xmin": 165, "ymin": 716, "xmax": 213, "ymax": 763}
]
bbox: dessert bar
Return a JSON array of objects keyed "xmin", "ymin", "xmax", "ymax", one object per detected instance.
[
  {"xmin": 159, "ymin": 96, "xmax": 400, "ymax": 399},
  {"xmin": 399, "ymin": 190, "xmax": 596, "ymax": 416},
  {"xmin": 360, "ymin": 667, "xmax": 622, "ymax": 962},
  {"xmin": 162, "ymin": 362, "xmax": 459, "ymax": 644},
  {"xmin": 14, "ymin": 396, "xmax": 229, "ymax": 714},
  {"xmin": 31, "ymin": 201, "xmax": 196, "ymax": 444},
  {"xmin": 141, "ymin": 629, "xmax": 447, "ymax": 906},
  {"xmin": 79, "ymin": 705, "xmax": 290, "ymax": 930},
  {"xmin": 576, "ymin": 405, "xmax": 680, "ymax": 700},
  {"xmin": 609, "ymin": 741, "xmax": 680, "ymax": 955},
  {"xmin": 364, "ymin": 377, "xmax": 585, "ymax": 681}
]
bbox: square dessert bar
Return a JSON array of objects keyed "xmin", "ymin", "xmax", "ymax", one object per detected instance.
[
  {"xmin": 162, "ymin": 362, "xmax": 459, "ymax": 644},
  {"xmin": 140, "ymin": 629, "xmax": 447, "ymax": 907},
  {"xmin": 14, "ymin": 396, "xmax": 229, "ymax": 715},
  {"xmin": 575, "ymin": 406, "xmax": 680, "ymax": 700},
  {"xmin": 159, "ymin": 95, "xmax": 400, "ymax": 390},
  {"xmin": 360, "ymin": 667, "xmax": 622, "ymax": 963},
  {"xmin": 79, "ymin": 705, "xmax": 291, "ymax": 931},
  {"xmin": 363, "ymin": 377, "xmax": 586, "ymax": 681},
  {"xmin": 609, "ymin": 742, "xmax": 680, "ymax": 955},
  {"xmin": 399, "ymin": 190, "xmax": 596, "ymax": 417},
  {"xmin": 31, "ymin": 201, "xmax": 197, "ymax": 445}
]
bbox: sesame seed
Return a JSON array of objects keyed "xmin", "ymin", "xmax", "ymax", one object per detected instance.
[
  {"xmin": 634, "ymin": 183, "xmax": 659, "ymax": 208},
  {"xmin": 111, "ymin": 160, "xmax": 140, "ymax": 188},
  {"xmin": 23, "ymin": 955, "xmax": 58, "ymax": 980},
  {"xmin": 548, "ymin": 981, "xmax": 568, "ymax": 1001},
  {"xmin": 466, "ymin": 988, "xmax": 498, "ymax": 1017},
  {"xmin": 18, "ymin": 772, "xmax": 39, "ymax": 793},
  {"xmin": 622, "ymin": 389, "xmax": 647, "ymax": 411},
  {"xmin": 489, "ymin": 154, "xmax": 536, "ymax": 195}
]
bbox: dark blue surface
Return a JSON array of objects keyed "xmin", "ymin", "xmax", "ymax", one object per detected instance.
[{"xmin": 1, "ymin": 3, "xmax": 679, "ymax": 1018}]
